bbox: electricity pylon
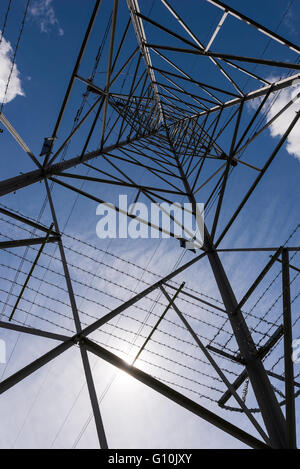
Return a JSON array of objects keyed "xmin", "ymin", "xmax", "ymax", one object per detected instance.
[{"xmin": 0, "ymin": 0, "xmax": 299, "ymax": 449}]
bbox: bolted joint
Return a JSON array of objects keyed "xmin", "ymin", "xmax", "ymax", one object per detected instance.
[{"xmin": 72, "ymin": 335, "xmax": 82, "ymax": 346}]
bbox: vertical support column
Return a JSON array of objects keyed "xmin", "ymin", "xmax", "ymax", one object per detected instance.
[
  {"xmin": 282, "ymin": 248, "xmax": 297, "ymax": 449},
  {"xmin": 207, "ymin": 248, "xmax": 287, "ymax": 448},
  {"xmin": 45, "ymin": 179, "xmax": 108, "ymax": 449},
  {"xmin": 166, "ymin": 126, "xmax": 287, "ymax": 448},
  {"xmin": 80, "ymin": 345, "xmax": 109, "ymax": 449}
]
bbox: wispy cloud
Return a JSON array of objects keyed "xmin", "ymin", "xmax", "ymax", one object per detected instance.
[
  {"xmin": 248, "ymin": 76, "xmax": 300, "ymax": 162},
  {"xmin": 283, "ymin": 7, "xmax": 297, "ymax": 37},
  {"xmin": 0, "ymin": 35, "xmax": 24, "ymax": 105},
  {"xmin": 29, "ymin": 0, "xmax": 64, "ymax": 36}
]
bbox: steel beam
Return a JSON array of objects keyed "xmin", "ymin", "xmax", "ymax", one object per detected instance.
[
  {"xmin": 43, "ymin": 0, "xmax": 103, "ymax": 166},
  {"xmin": 147, "ymin": 43, "xmax": 300, "ymax": 70},
  {"xmin": 82, "ymin": 337, "xmax": 269, "ymax": 449},
  {"xmin": 169, "ymin": 72, "xmax": 300, "ymax": 121},
  {"xmin": 160, "ymin": 286, "xmax": 270, "ymax": 444},
  {"xmin": 216, "ymin": 112, "xmax": 300, "ymax": 247},
  {"xmin": 237, "ymin": 247, "xmax": 283, "ymax": 311},
  {"xmin": 0, "ymin": 236, "xmax": 59, "ymax": 250},
  {"xmin": 0, "ymin": 207, "xmax": 58, "ymax": 236},
  {"xmin": 100, "ymin": 0, "xmax": 119, "ymax": 148},
  {"xmin": 0, "ymin": 339, "xmax": 74, "ymax": 395},
  {"xmin": 206, "ymin": 345, "xmax": 244, "ymax": 364},
  {"xmin": 0, "ymin": 320, "xmax": 70, "ymax": 342},
  {"xmin": 281, "ymin": 249, "xmax": 297, "ymax": 448},
  {"xmin": 205, "ymin": 0, "xmax": 300, "ymax": 54},
  {"xmin": 205, "ymin": 247, "xmax": 287, "ymax": 448},
  {"xmin": 45, "ymin": 179, "xmax": 108, "ymax": 449},
  {"xmin": 167, "ymin": 130, "xmax": 287, "ymax": 447},
  {"xmin": 218, "ymin": 325, "xmax": 284, "ymax": 407},
  {"xmin": 267, "ymin": 371, "xmax": 300, "ymax": 390},
  {"xmin": 0, "ymin": 132, "xmax": 159, "ymax": 197},
  {"xmin": 0, "ymin": 112, "xmax": 41, "ymax": 168},
  {"xmin": 127, "ymin": 0, "xmax": 163, "ymax": 121},
  {"xmin": 133, "ymin": 282, "xmax": 185, "ymax": 364},
  {"xmin": 9, "ymin": 223, "xmax": 54, "ymax": 321},
  {"xmin": 159, "ymin": 0, "xmax": 243, "ymax": 95},
  {"xmin": 79, "ymin": 344, "xmax": 108, "ymax": 449},
  {"xmin": 0, "ymin": 0, "xmax": 298, "ymax": 450}
]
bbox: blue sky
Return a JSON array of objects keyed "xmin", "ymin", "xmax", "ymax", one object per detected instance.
[{"xmin": 0, "ymin": 0, "xmax": 300, "ymax": 449}]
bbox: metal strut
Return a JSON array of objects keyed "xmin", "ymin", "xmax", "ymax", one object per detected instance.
[{"xmin": 164, "ymin": 123, "xmax": 288, "ymax": 448}]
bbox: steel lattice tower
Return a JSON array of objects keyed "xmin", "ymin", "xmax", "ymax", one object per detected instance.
[{"xmin": 0, "ymin": 0, "xmax": 299, "ymax": 449}]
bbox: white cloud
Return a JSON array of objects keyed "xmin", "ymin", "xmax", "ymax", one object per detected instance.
[
  {"xmin": 29, "ymin": 0, "xmax": 64, "ymax": 36},
  {"xmin": 266, "ymin": 78, "xmax": 300, "ymax": 162},
  {"xmin": 0, "ymin": 34, "xmax": 24, "ymax": 105},
  {"xmin": 248, "ymin": 76, "xmax": 300, "ymax": 162}
]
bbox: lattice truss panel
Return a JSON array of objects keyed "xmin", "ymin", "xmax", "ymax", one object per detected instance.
[
  {"xmin": 0, "ymin": 0, "xmax": 300, "ymax": 449},
  {"xmin": 0, "ymin": 209, "xmax": 299, "ymax": 412}
]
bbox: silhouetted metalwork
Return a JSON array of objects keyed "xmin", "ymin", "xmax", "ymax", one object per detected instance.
[{"xmin": 0, "ymin": 0, "xmax": 299, "ymax": 449}]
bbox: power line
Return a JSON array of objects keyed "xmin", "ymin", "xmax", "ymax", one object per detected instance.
[
  {"xmin": 0, "ymin": 0, "xmax": 30, "ymax": 113},
  {"xmin": 0, "ymin": 0, "xmax": 12, "ymax": 47}
]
